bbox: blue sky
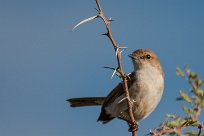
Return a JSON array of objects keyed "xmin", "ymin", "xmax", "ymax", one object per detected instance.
[{"xmin": 0, "ymin": 0, "xmax": 204, "ymax": 136}]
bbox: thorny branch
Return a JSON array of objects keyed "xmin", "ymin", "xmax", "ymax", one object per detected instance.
[
  {"xmin": 95, "ymin": 0, "xmax": 137, "ymax": 136},
  {"xmin": 72, "ymin": 0, "xmax": 137, "ymax": 135}
]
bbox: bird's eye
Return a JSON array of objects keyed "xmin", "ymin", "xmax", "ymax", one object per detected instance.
[{"xmin": 146, "ymin": 54, "xmax": 151, "ymax": 59}]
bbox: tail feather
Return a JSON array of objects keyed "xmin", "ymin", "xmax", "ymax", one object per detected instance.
[{"xmin": 67, "ymin": 97, "xmax": 105, "ymax": 107}]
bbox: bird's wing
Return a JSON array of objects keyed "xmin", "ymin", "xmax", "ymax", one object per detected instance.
[{"xmin": 97, "ymin": 72, "xmax": 136, "ymax": 123}]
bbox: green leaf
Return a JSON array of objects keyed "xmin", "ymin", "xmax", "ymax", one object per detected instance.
[
  {"xmin": 189, "ymin": 72, "xmax": 198, "ymax": 80},
  {"xmin": 166, "ymin": 114, "xmax": 176, "ymax": 119},
  {"xmin": 179, "ymin": 90, "xmax": 192, "ymax": 103},
  {"xmin": 176, "ymin": 67, "xmax": 185, "ymax": 78},
  {"xmin": 182, "ymin": 105, "xmax": 188, "ymax": 114},
  {"xmin": 196, "ymin": 79, "xmax": 204, "ymax": 87},
  {"xmin": 185, "ymin": 130, "xmax": 198, "ymax": 136}
]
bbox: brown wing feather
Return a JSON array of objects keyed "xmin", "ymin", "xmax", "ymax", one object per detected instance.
[{"xmin": 97, "ymin": 72, "xmax": 136, "ymax": 123}]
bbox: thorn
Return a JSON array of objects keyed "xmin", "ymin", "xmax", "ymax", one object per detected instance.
[
  {"xmin": 104, "ymin": 66, "xmax": 119, "ymax": 79},
  {"xmin": 94, "ymin": 8, "xmax": 99, "ymax": 12},
  {"xmin": 120, "ymin": 49, "xmax": 124, "ymax": 54},
  {"xmin": 108, "ymin": 17, "xmax": 115, "ymax": 22},
  {"xmin": 146, "ymin": 129, "xmax": 154, "ymax": 136},
  {"xmin": 115, "ymin": 48, "xmax": 119, "ymax": 57},
  {"xmin": 108, "ymin": 17, "xmax": 114, "ymax": 22},
  {"xmin": 72, "ymin": 15, "xmax": 97, "ymax": 31},
  {"xmin": 102, "ymin": 33, "xmax": 108, "ymax": 36},
  {"xmin": 118, "ymin": 96, "xmax": 133, "ymax": 105},
  {"xmin": 126, "ymin": 73, "xmax": 131, "ymax": 80},
  {"xmin": 117, "ymin": 97, "xmax": 128, "ymax": 104},
  {"xmin": 119, "ymin": 46, "xmax": 128, "ymax": 49},
  {"xmin": 104, "ymin": 66, "xmax": 115, "ymax": 70},
  {"xmin": 111, "ymin": 69, "xmax": 117, "ymax": 79},
  {"xmin": 119, "ymin": 46, "xmax": 128, "ymax": 54}
]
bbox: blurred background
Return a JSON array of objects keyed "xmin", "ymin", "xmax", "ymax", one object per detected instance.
[{"xmin": 0, "ymin": 0, "xmax": 204, "ymax": 136}]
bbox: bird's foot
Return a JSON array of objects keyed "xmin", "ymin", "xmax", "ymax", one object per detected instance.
[{"xmin": 128, "ymin": 122, "xmax": 138, "ymax": 132}]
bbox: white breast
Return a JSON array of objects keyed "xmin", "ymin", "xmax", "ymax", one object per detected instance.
[
  {"xmin": 134, "ymin": 63, "xmax": 164, "ymax": 120},
  {"xmin": 105, "ymin": 63, "xmax": 164, "ymax": 121}
]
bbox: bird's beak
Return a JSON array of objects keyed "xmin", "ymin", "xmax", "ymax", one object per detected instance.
[{"xmin": 128, "ymin": 54, "xmax": 134, "ymax": 59}]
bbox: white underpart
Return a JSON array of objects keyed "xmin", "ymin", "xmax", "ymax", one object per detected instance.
[{"xmin": 105, "ymin": 62, "xmax": 164, "ymax": 121}]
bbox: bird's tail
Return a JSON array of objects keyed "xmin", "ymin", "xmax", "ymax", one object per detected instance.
[{"xmin": 67, "ymin": 97, "xmax": 105, "ymax": 107}]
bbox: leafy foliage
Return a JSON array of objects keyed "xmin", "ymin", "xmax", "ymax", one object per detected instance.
[{"xmin": 150, "ymin": 66, "xmax": 204, "ymax": 136}]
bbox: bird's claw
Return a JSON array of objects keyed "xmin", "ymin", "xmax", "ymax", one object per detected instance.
[{"xmin": 128, "ymin": 122, "xmax": 138, "ymax": 132}]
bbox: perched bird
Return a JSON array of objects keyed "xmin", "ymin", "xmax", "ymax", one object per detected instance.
[{"xmin": 67, "ymin": 49, "xmax": 164, "ymax": 124}]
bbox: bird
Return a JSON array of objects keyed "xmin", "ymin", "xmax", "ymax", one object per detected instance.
[{"xmin": 67, "ymin": 49, "xmax": 164, "ymax": 124}]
